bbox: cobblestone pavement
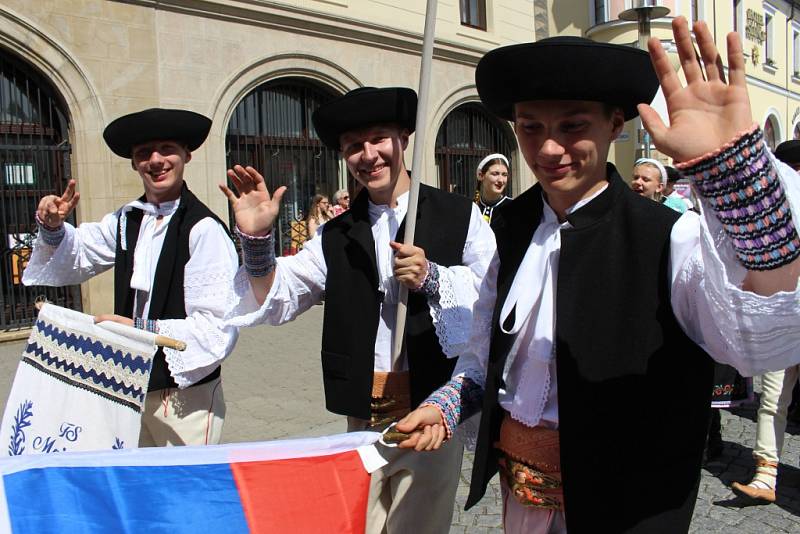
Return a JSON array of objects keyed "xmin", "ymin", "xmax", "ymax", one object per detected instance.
[{"xmin": 0, "ymin": 308, "xmax": 798, "ymax": 531}]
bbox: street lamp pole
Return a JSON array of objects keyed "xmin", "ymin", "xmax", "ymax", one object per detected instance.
[{"xmin": 619, "ymin": 1, "xmax": 670, "ymax": 159}]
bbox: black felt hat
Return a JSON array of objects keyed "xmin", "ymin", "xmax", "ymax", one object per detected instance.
[
  {"xmin": 774, "ymin": 140, "xmax": 800, "ymax": 165},
  {"xmin": 476, "ymin": 37, "xmax": 660, "ymax": 121},
  {"xmin": 103, "ymin": 108, "xmax": 212, "ymax": 158},
  {"xmin": 312, "ymin": 87, "xmax": 417, "ymax": 150}
]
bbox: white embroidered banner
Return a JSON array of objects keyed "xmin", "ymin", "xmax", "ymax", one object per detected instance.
[{"xmin": 0, "ymin": 303, "xmax": 156, "ymax": 455}]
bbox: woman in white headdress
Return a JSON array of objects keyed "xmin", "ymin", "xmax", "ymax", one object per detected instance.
[{"xmin": 474, "ymin": 153, "xmax": 511, "ymax": 224}]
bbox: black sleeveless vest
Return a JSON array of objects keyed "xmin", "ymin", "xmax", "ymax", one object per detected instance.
[
  {"xmin": 467, "ymin": 165, "xmax": 713, "ymax": 533},
  {"xmin": 114, "ymin": 184, "xmax": 231, "ymax": 391},
  {"xmin": 320, "ymin": 184, "xmax": 473, "ymax": 419}
]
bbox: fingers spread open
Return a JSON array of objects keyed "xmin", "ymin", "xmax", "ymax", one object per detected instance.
[
  {"xmin": 673, "ymin": 17, "xmax": 703, "ymax": 85},
  {"xmin": 219, "ymin": 183, "xmax": 238, "ymax": 203},
  {"xmin": 647, "ymin": 37, "xmax": 682, "ymax": 99},
  {"xmin": 695, "ymin": 21, "xmax": 725, "ymax": 83},
  {"xmin": 727, "ymin": 32, "xmax": 746, "ymax": 87}
]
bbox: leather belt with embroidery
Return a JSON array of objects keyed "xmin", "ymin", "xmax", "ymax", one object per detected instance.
[
  {"xmin": 494, "ymin": 412, "xmax": 563, "ymax": 510},
  {"xmin": 369, "ymin": 371, "xmax": 410, "ymax": 429}
]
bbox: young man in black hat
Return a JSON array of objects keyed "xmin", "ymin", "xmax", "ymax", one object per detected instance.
[
  {"xmin": 396, "ymin": 18, "xmax": 800, "ymax": 533},
  {"xmin": 220, "ymin": 87, "xmax": 496, "ymax": 533},
  {"xmin": 23, "ymin": 108, "xmax": 238, "ymax": 447}
]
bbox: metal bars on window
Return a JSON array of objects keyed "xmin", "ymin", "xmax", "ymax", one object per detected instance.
[
  {"xmin": 0, "ymin": 49, "xmax": 80, "ymax": 330},
  {"xmin": 225, "ymin": 78, "xmax": 341, "ymax": 256},
  {"xmin": 434, "ymin": 103, "xmax": 515, "ymax": 200}
]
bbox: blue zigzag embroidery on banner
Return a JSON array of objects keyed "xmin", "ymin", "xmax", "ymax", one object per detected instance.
[
  {"xmin": 8, "ymin": 400, "xmax": 33, "ymax": 456},
  {"xmin": 24, "ymin": 342, "xmax": 146, "ymax": 403},
  {"xmin": 112, "ymin": 437, "xmax": 124, "ymax": 449},
  {"xmin": 34, "ymin": 320, "xmax": 152, "ymax": 374}
]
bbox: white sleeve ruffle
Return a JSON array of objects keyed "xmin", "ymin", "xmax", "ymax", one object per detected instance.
[
  {"xmin": 224, "ymin": 232, "xmax": 327, "ymax": 328},
  {"xmin": 158, "ymin": 218, "xmax": 240, "ymax": 388},
  {"xmin": 671, "ymin": 157, "xmax": 800, "ymax": 376},
  {"xmin": 427, "ymin": 205, "xmax": 496, "ymax": 357},
  {"xmin": 22, "ymin": 212, "xmax": 119, "ymax": 287}
]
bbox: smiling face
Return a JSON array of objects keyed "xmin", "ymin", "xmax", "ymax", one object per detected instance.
[
  {"xmin": 513, "ymin": 100, "xmax": 624, "ymax": 215},
  {"xmin": 340, "ymin": 124, "xmax": 410, "ymax": 205},
  {"xmin": 631, "ymin": 164, "xmax": 664, "ymax": 200},
  {"xmin": 479, "ymin": 162, "xmax": 509, "ymax": 200},
  {"xmin": 131, "ymin": 140, "xmax": 191, "ymax": 204}
]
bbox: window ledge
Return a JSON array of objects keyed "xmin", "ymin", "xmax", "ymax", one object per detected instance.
[{"xmin": 763, "ymin": 63, "xmax": 778, "ymax": 74}]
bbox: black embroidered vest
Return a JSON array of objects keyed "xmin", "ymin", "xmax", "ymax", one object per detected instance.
[
  {"xmin": 320, "ymin": 184, "xmax": 472, "ymax": 419},
  {"xmin": 114, "ymin": 184, "xmax": 231, "ymax": 391},
  {"xmin": 467, "ymin": 165, "xmax": 713, "ymax": 533}
]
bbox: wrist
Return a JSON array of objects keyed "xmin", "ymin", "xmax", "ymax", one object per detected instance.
[
  {"xmin": 134, "ymin": 317, "xmax": 159, "ymax": 333},
  {"xmin": 35, "ymin": 212, "xmax": 65, "ymax": 247},
  {"xmin": 235, "ymin": 226, "xmax": 277, "ymax": 277},
  {"xmin": 413, "ymin": 261, "xmax": 440, "ymax": 297}
]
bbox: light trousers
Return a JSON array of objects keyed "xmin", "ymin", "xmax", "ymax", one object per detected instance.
[
  {"xmin": 138, "ymin": 377, "xmax": 226, "ymax": 447},
  {"xmin": 348, "ymin": 417, "xmax": 463, "ymax": 534},
  {"xmin": 753, "ymin": 366, "xmax": 800, "ymax": 463},
  {"xmin": 500, "ymin": 478, "xmax": 567, "ymax": 534}
]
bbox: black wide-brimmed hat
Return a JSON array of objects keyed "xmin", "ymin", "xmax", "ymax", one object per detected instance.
[
  {"xmin": 312, "ymin": 87, "xmax": 417, "ymax": 150},
  {"xmin": 774, "ymin": 140, "xmax": 800, "ymax": 165},
  {"xmin": 476, "ymin": 37, "xmax": 660, "ymax": 121},
  {"xmin": 103, "ymin": 108, "xmax": 212, "ymax": 158}
]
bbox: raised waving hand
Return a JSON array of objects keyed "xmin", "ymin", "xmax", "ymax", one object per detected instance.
[
  {"xmin": 219, "ymin": 165, "xmax": 286, "ymax": 236},
  {"xmin": 638, "ymin": 17, "xmax": 753, "ymax": 163},
  {"xmin": 37, "ymin": 179, "xmax": 80, "ymax": 229}
]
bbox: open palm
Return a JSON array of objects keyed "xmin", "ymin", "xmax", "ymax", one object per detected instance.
[
  {"xmin": 639, "ymin": 18, "xmax": 753, "ymax": 162},
  {"xmin": 220, "ymin": 165, "xmax": 286, "ymax": 236}
]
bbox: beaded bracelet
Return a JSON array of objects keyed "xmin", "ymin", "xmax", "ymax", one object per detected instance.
[
  {"xmin": 134, "ymin": 317, "xmax": 158, "ymax": 333},
  {"xmin": 34, "ymin": 212, "xmax": 66, "ymax": 247},
  {"xmin": 678, "ymin": 127, "xmax": 800, "ymax": 271},
  {"xmin": 235, "ymin": 226, "xmax": 277, "ymax": 277},
  {"xmin": 420, "ymin": 376, "xmax": 484, "ymax": 439},
  {"xmin": 412, "ymin": 260, "xmax": 440, "ymax": 297}
]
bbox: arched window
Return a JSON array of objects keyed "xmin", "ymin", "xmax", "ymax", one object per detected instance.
[
  {"xmin": 435, "ymin": 103, "xmax": 515, "ymax": 199},
  {"xmin": 793, "ymin": 121, "xmax": 800, "ymax": 140},
  {"xmin": 0, "ymin": 48, "xmax": 79, "ymax": 329},
  {"xmin": 764, "ymin": 114, "xmax": 780, "ymax": 150},
  {"xmin": 226, "ymin": 78, "xmax": 340, "ymax": 255}
]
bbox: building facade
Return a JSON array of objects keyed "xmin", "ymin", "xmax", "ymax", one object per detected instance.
[{"xmin": 0, "ymin": 0, "xmax": 542, "ymax": 327}]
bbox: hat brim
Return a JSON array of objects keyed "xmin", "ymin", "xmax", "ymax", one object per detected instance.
[
  {"xmin": 312, "ymin": 87, "xmax": 417, "ymax": 151},
  {"xmin": 103, "ymin": 108, "xmax": 212, "ymax": 158},
  {"xmin": 774, "ymin": 140, "xmax": 800, "ymax": 165},
  {"xmin": 476, "ymin": 39, "xmax": 659, "ymax": 122}
]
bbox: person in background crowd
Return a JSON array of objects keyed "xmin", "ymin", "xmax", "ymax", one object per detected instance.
[
  {"xmin": 23, "ymin": 108, "xmax": 238, "ymax": 447},
  {"xmin": 630, "ymin": 157, "xmax": 666, "ymax": 201},
  {"xmin": 305, "ymin": 194, "xmax": 334, "ymax": 238},
  {"xmin": 474, "ymin": 153, "xmax": 511, "ymax": 224},
  {"xmin": 662, "ymin": 166, "xmax": 694, "ymax": 213},
  {"xmin": 729, "ymin": 137, "xmax": 800, "ymax": 504},
  {"xmin": 332, "ymin": 188, "xmax": 350, "ymax": 217}
]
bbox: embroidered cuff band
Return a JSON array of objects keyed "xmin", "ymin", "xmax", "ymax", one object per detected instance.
[
  {"xmin": 413, "ymin": 260, "xmax": 440, "ymax": 297},
  {"xmin": 34, "ymin": 213, "xmax": 65, "ymax": 247},
  {"xmin": 421, "ymin": 376, "xmax": 484, "ymax": 439},
  {"xmin": 134, "ymin": 317, "xmax": 158, "ymax": 333},
  {"xmin": 678, "ymin": 127, "xmax": 800, "ymax": 271},
  {"xmin": 235, "ymin": 226, "xmax": 277, "ymax": 278}
]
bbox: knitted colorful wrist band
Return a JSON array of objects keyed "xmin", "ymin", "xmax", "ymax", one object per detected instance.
[
  {"xmin": 134, "ymin": 318, "xmax": 158, "ymax": 333},
  {"xmin": 235, "ymin": 226, "xmax": 276, "ymax": 277},
  {"xmin": 413, "ymin": 261, "xmax": 440, "ymax": 297},
  {"xmin": 421, "ymin": 376, "xmax": 484, "ymax": 439},
  {"xmin": 680, "ymin": 127, "xmax": 800, "ymax": 271},
  {"xmin": 34, "ymin": 212, "xmax": 65, "ymax": 247}
]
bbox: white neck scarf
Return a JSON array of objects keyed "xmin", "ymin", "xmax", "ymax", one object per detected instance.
[{"xmin": 121, "ymin": 199, "xmax": 180, "ymax": 292}]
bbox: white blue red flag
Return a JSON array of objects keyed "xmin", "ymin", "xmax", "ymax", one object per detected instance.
[{"xmin": 0, "ymin": 431, "xmax": 387, "ymax": 533}]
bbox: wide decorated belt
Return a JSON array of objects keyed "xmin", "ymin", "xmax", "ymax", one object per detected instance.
[
  {"xmin": 494, "ymin": 412, "xmax": 563, "ymax": 510},
  {"xmin": 368, "ymin": 371, "xmax": 410, "ymax": 429}
]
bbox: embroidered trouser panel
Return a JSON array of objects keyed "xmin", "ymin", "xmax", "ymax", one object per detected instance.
[
  {"xmin": 347, "ymin": 416, "xmax": 463, "ymax": 534},
  {"xmin": 138, "ymin": 377, "xmax": 225, "ymax": 447},
  {"xmin": 754, "ymin": 365, "xmax": 800, "ymax": 464},
  {"xmin": 501, "ymin": 478, "xmax": 567, "ymax": 534}
]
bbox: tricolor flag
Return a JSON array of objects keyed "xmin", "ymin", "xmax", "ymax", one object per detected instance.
[{"xmin": 0, "ymin": 432, "xmax": 387, "ymax": 533}]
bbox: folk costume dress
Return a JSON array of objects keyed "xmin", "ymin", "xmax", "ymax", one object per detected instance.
[
  {"xmin": 426, "ymin": 154, "xmax": 800, "ymax": 533},
  {"xmin": 23, "ymin": 186, "xmax": 239, "ymax": 446},
  {"xmin": 226, "ymin": 184, "xmax": 496, "ymax": 533}
]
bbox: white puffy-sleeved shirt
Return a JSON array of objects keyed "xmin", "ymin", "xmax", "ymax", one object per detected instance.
[
  {"xmin": 453, "ymin": 156, "xmax": 800, "ymax": 430},
  {"xmin": 225, "ymin": 191, "xmax": 497, "ymax": 371},
  {"xmin": 22, "ymin": 198, "xmax": 240, "ymax": 389}
]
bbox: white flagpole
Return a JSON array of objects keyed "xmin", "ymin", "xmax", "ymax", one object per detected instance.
[{"xmin": 391, "ymin": 0, "xmax": 438, "ymax": 370}]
